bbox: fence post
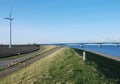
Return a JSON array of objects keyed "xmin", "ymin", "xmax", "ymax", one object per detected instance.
[{"xmin": 83, "ymin": 51, "xmax": 86, "ymax": 61}]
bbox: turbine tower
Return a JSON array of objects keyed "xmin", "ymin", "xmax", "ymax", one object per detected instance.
[{"xmin": 4, "ymin": 9, "xmax": 14, "ymax": 48}]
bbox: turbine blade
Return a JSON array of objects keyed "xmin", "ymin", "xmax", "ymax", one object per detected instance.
[
  {"xmin": 4, "ymin": 17, "xmax": 10, "ymax": 20},
  {"xmin": 9, "ymin": 8, "xmax": 13, "ymax": 18}
]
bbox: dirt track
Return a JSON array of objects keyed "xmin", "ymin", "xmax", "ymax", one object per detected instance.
[{"xmin": 0, "ymin": 47, "xmax": 62, "ymax": 79}]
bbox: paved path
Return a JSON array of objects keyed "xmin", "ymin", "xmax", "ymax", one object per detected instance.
[
  {"xmin": 0, "ymin": 50, "xmax": 40, "ymax": 69},
  {"xmin": 0, "ymin": 47, "xmax": 62, "ymax": 79}
]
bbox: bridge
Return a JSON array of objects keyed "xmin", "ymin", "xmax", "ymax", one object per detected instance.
[
  {"xmin": 41, "ymin": 42, "xmax": 120, "ymax": 48},
  {"xmin": 65, "ymin": 42, "xmax": 120, "ymax": 47}
]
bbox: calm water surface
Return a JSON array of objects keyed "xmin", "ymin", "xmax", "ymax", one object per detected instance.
[
  {"xmin": 68, "ymin": 44, "xmax": 120, "ymax": 58},
  {"xmin": 54, "ymin": 44, "xmax": 120, "ymax": 58}
]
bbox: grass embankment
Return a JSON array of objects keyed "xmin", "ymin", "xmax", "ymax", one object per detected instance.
[
  {"xmin": 0, "ymin": 47, "xmax": 118, "ymax": 84},
  {"xmin": 0, "ymin": 45, "xmax": 57, "ymax": 71},
  {"xmin": 74, "ymin": 48, "xmax": 120, "ymax": 83},
  {"xmin": 0, "ymin": 45, "xmax": 56, "ymax": 61},
  {"xmin": 0, "ymin": 45, "xmax": 39, "ymax": 58}
]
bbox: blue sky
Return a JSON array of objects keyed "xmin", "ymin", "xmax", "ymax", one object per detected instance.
[{"xmin": 0, "ymin": 0, "xmax": 120, "ymax": 44}]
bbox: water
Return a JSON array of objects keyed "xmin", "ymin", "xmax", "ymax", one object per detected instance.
[
  {"xmin": 68, "ymin": 44, "xmax": 120, "ymax": 58},
  {"xmin": 54, "ymin": 44, "xmax": 120, "ymax": 58}
]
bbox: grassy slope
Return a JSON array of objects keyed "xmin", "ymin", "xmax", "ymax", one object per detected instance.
[
  {"xmin": 0, "ymin": 45, "xmax": 56, "ymax": 61},
  {"xmin": 0, "ymin": 47, "xmax": 117, "ymax": 84}
]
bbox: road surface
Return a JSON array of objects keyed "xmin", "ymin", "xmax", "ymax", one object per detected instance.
[{"xmin": 0, "ymin": 47, "xmax": 62, "ymax": 79}]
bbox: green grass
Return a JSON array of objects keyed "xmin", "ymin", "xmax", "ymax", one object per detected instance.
[
  {"xmin": 74, "ymin": 48, "xmax": 120, "ymax": 83},
  {"xmin": 0, "ymin": 47, "xmax": 118, "ymax": 84},
  {"xmin": 0, "ymin": 45, "xmax": 56, "ymax": 61},
  {"xmin": 0, "ymin": 46, "xmax": 57, "ymax": 71},
  {"xmin": 0, "ymin": 52, "xmax": 33, "ymax": 61},
  {"xmin": 40, "ymin": 48, "xmax": 116, "ymax": 84}
]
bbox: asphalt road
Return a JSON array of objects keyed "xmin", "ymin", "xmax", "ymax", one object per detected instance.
[
  {"xmin": 0, "ymin": 47, "xmax": 62, "ymax": 79},
  {"xmin": 0, "ymin": 49, "xmax": 40, "ymax": 69}
]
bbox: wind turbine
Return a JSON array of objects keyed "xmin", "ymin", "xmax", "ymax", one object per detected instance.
[{"xmin": 4, "ymin": 9, "xmax": 14, "ymax": 48}]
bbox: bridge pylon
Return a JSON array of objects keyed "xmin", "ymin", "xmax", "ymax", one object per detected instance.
[
  {"xmin": 80, "ymin": 44, "xmax": 83, "ymax": 48},
  {"xmin": 98, "ymin": 43, "xmax": 102, "ymax": 47},
  {"xmin": 114, "ymin": 43, "xmax": 119, "ymax": 47}
]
